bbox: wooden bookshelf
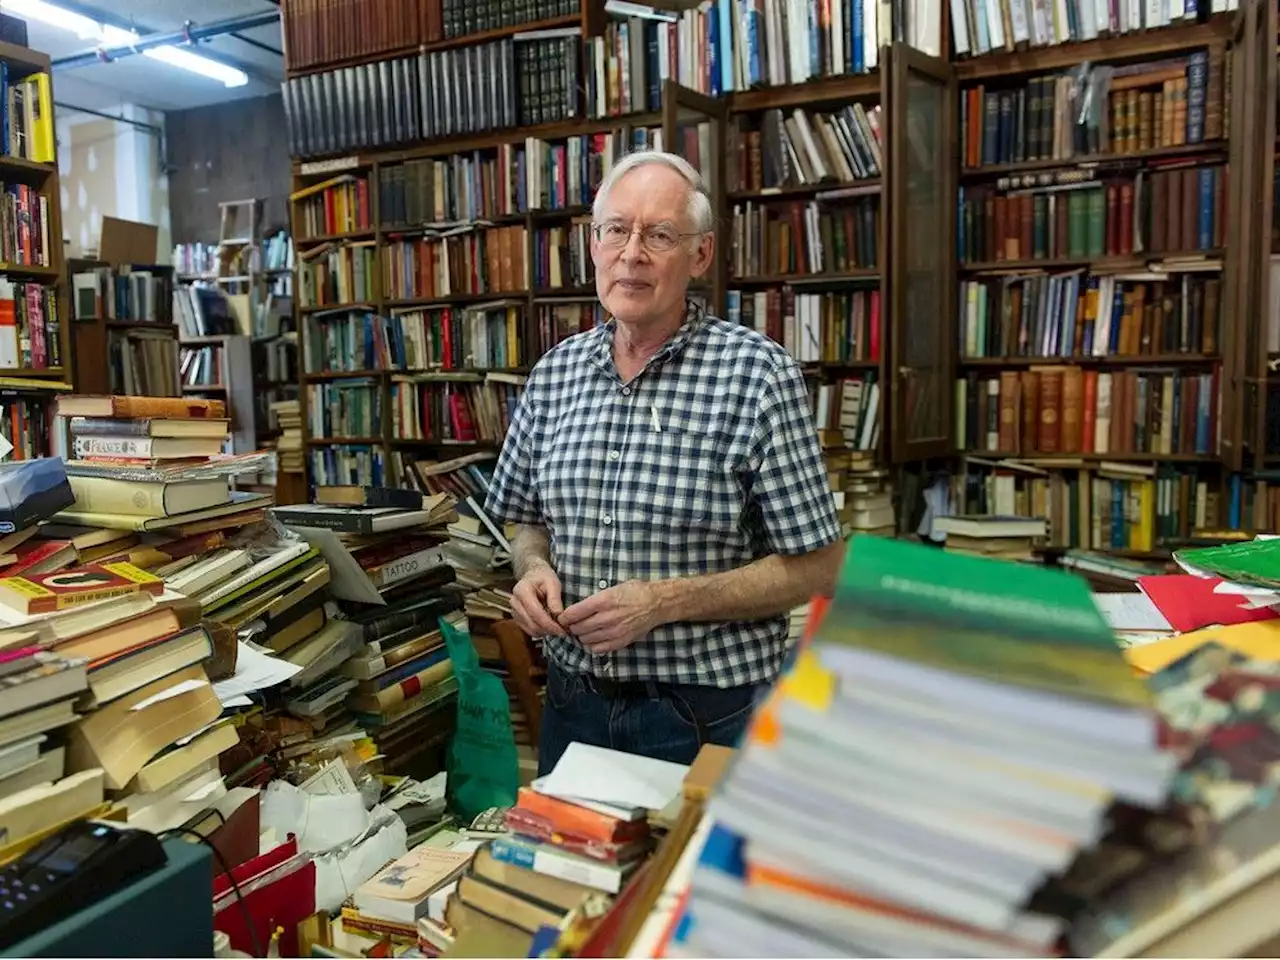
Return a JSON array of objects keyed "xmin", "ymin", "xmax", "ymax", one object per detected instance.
[
  {"xmin": 943, "ymin": 0, "xmax": 1279, "ymax": 557},
  {"xmin": 0, "ymin": 42, "xmax": 73, "ymax": 461}
]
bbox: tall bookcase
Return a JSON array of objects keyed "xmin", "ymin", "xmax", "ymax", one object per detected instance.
[
  {"xmin": 281, "ymin": 0, "xmax": 956, "ymax": 496},
  {"xmin": 938, "ymin": 1, "xmax": 1279, "ymax": 559},
  {"xmin": 0, "ymin": 41, "xmax": 71, "ymax": 461}
]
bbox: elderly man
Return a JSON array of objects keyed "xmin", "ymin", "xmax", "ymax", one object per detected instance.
[{"xmin": 484, "ymin": 150, "xmax": 844, "ymax": 773}]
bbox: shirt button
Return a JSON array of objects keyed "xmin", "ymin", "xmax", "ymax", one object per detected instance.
[
  {"xmin": 621, "ymin": 387, "xmax": 631, "ymax": 396},
  {"xmin": 609, "ymin": 449, "xmax": 620, "ymax": 460},
  {"xmin": 602, "ymin": 515, "xmax": 612, "ymax": 525},
  {"xmin": 598, "ymin": 579, "xmax": 609, "ymax": 589}
]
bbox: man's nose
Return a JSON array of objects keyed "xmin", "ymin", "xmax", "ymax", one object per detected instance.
[{"xmin": 620, "ymin": 229, "xmax": 647, "ymax": 261}]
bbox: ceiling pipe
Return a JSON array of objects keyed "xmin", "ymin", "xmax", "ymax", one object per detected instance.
[{"xmin": 51, "ymin": 10, "xmax": 281, "ymax": 71}]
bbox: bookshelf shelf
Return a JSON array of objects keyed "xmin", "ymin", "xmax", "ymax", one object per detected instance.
[
  {"xmin": 307, "ymin": 436, "xmax": 382, "ymax": 446},
  {"xmin": 182, "ymin": 384, "xmax": 226, "ymax": 393},
  {"xmin": 729, "ymin": 72, "xmax": 880, "ymax": 112},
  {"xmin": 0, "ymin": 367, "xmax": 64, "ymax": 377},
  {"xmin": 302, "ymin": 369, "xmax": 384, "ymax": 381},
  {"xmin": 383, "ymin": 293, "xmax": 516, "ymax": 309},
  {"xmin": 0, "ymin": 156, "xmax": 54, "ymax": 179},
  {"xmin": 960, "ymin": 354, "xmax": 1220, "ymax": 367},
  {"xmin": 109, "ymin": 321, "xmax": 177, "ymax": 332},
  {"xmin": 728, "ymin": 180, "xmax": 883, "ymax": 202},
  {"xmin": 959, "ymin": 253, "xmax": 1223, "ymax": 273},
  {"xmin": 299, "ymin": 302, "xmax": 377, "ymax": 315},
  {"xmin": 295, "ymin": 230, "xmax": 376, "ymax": 246},
  {"xmin": 953, "ymin": 18, "xmax": 1231, "ymax": 79},
  {"xmin": 967, "ymin": 452, "xmax": 1218, "ymax": 464},
  {"xmin": 960, "ymin": 141, "xmax": 1230, "ymax": 179},
  {"xmin": 731, "ymin": 270, "xmax": 880, "ymax": 285},
  {"xmin": 0, "ymin": 263, "xmax": 58, "ymax": 278}
]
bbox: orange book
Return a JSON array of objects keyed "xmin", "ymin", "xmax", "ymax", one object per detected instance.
[
  {"xmin": 1081, "ymin": 369, "xmax": 1098, "ymax": 454},
  {"xmin": 514, "ymin": 787, "xmax": 648, "ymax": 846},
  {"xmin": 0, "ymin": 561, "xmax": 164, "ymax": 614},
  {"xmin": 55, "ymin": 395, "xmax": 227, "ymax": 420}
]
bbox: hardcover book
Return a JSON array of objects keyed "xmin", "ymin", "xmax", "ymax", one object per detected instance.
[{"xmin": 0, "ymin": 561, "xmax": 165, "ymax": 614}]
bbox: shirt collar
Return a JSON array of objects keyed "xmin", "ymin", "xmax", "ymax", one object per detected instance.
[{"xmin": 588, "ymin": 299, "xmax": 706, "ymax": 376}]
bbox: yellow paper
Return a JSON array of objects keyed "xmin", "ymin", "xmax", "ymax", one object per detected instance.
[
  {"xmin": 780, "ymin": 650, "xmax": 836, "ymax": 711},
  {"xmin": 1124, "ymin": 620, "xmax": 1280, "ymax": 674}
]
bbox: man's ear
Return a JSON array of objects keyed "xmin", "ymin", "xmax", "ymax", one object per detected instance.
[{"xmin": 691, "ymin": 231, "xmax": 715, "ymax": 278}]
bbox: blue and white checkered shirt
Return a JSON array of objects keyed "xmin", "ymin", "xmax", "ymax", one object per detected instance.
[{"xmin": 484, "ymin": 300, "xmax": 841, "ymax": 687}]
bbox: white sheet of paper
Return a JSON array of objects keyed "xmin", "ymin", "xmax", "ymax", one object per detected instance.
[
  {"xmin": 130, "ymin": 677, "xmax": 208, "ymax": 711},
  {"xmin": 301, "ymin": 758, "xmax": 359, "ymax": 796},
  {"xmin": 1213, "ymin": 581, "xmax": 1280, "ymax": 597},
  {"xmin": 1093, "ymin": 592, "xmax": 1173, "ymax": 632},
  {"xmin": 285, "ymin": 526, "xmax": 385, "ymax": 605},
  {"xmin": 212, "ymin": 641, "xmax": 304, "ymax": 703},
  {"xmin": 538, "ymin": 742, "xmax": 688, "ymax": 812}
]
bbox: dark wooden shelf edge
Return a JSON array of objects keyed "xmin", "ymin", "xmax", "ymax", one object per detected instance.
[
  {"xmin": 954, "ymin": 19, "xmax": 1232, "ymax": 80},
  {"xmin": 307, "ymin": 437, "xmax": 384, "ymax": 445},
  {"xmin": 960, "ymin": 251, "xmax": 1223, "ymax": 272},
  {"xmin": 961, "ymin": 140, "xmax": 1228, "ymax": 178},
  {"xmin": 963, "ymin": 450, "xmax": 1218, "ymax": 462},
  {"xmin": 729, "ymin": 72, "xmax": 880, "ymax": 112},
  {"xmin": 961, "ymin": 354, "xmax": 1220, "ymax": 366}
]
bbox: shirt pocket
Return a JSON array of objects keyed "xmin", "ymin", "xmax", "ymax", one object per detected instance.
[{"xmin": 637, "ymin": 424, "xmax": 739, "ymax": 533}]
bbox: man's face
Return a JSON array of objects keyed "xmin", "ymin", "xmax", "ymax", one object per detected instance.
[{"xmin": 590, "ymin": 164, "xmax": 713, "ymax": 327}]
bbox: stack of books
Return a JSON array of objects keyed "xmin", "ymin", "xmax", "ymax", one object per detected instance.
[
  {"xmin": 825, "ymin": 449, "xmax": 894, "ymax": 538},
  {"xmin": 271, "ymin": 398, "xmax": 303, "ymax": 474},
  {"xmin": 436, "ymin": 783, "xmax": 651, "ymax": 951},
  {"xmin": 674, "ymin": 535, "xmax": 1175, "ymax": 956},
  {"xmin": 936, "ymin": 514, "xmax": 1048, "ymax": 561},
  {"xmin": 0, "ymin": 645, "xmax": 102, "ymax": 852},
  {"xmin": 273, "ymin": 494, "xmax": 467, "ymax": 776},
  {"xmin": 345, "ymin": 840, "xmax": 478, "ymax": 950}
]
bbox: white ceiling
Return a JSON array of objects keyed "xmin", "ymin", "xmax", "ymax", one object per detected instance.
[{"xmin": 21, "ymin": 0, "xmax": 283, "ymax": 114}]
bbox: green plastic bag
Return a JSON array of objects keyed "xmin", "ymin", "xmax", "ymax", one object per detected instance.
[{"xmin": 442, "ymin": 615, "xmax": 519, "ymax": 820}]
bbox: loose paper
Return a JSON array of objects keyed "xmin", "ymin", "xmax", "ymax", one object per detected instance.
[
  {"xmin": 212, "ymin": 641, "xmax": 303, "ymax": 705},
  {"xmin": 1092, "ymin": 592, "xmax": 1173, "ymax": 632},
  {"xmin": 538, "ymin": 742, "xmax": 688, "ymax": 812}
]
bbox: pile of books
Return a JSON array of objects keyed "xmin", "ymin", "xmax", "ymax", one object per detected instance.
[
  {"xmin": 271, "ymin": 398, "xmax": 303, "ymax": 475},
  {"xmin": 273, "ymin": 490, "xmax": 468, "ymax": 777},
  {"xmin": 826, "ymin": 449, "xmax": 894, "ymax": 538},
  {"xmin": 936, "ymin": 513, "xmax": 1048, "ymax": 561},
  {"xmin": 674, "ymin": 535, "xmax": 1177, "ymax": 956}
]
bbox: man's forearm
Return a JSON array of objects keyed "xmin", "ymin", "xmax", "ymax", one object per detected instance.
[
  {"xmin": 511, "ymin": 524, "xmax": 554, "ymax": 579},
  {"xmin": 649, "ymin": 540, "xmax": 845, "ymax": 625}
]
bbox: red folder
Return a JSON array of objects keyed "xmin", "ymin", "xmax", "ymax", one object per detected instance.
[
  {"xmin": 213, "ymin": 836, "xmax": 316, "ymax": 957},
  {"xmin": 1138, "ymin": 574, "xmax": 1280, "ymax": 633}
]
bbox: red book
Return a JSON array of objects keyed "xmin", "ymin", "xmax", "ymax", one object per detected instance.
[{"xmin": 1138, "ymin": 574, "xmax": 1279, "ymax": 633}]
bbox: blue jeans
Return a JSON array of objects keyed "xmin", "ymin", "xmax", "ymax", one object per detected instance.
[{"xmin": 538, "ymin": 663, "xmax": 761, "ymax": 776}]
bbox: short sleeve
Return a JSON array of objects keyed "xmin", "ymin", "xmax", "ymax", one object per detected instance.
[
  {"xmin": 484, "ymin": 377, "xmax": 544, "ymax": 526},
  {"xmin": 748, "ymin": 360, "xmax": 842, "ymax": 555}
]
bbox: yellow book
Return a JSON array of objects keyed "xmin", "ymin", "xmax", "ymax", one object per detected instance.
[
  {"xmin": 29, "ymin": 73, "xmax": 53, "ymax": 163},
  {"xmin": 1125, "ymin": 620, "xmax": 1280, "ymax": 675}
]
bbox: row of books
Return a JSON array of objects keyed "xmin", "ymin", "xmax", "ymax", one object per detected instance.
[
  {"xmin": 374, "ymin": 129, "xmax": 666, "ymax": 226},
  {"xmin": 0, "ymin": 68, "xmax": 53, "ymax": 164},
  {"xmin": 956, "ymin": 459, "xmax": 1231, "ymax": 549},
  {"xmin": 729, "ymin": 195, "xmax": 881, "ymax": 278},
  {"xmin": 380, "ymin": 227, "xmax": 531, "ymax": 302},
  {"xmin": 957, "ymin": 164, "xmax": 1226, "ymax": 264},
  {"xmin": 283, "ymin": 34, "xmax": 580, "ymax": 159},
  {"xmin": 959, "ymin": 273, "xmax": 1221, "ymax": 359},
  {"xmin": 0, "ymin": 279, "xmax": 60, "ymax": 370},
  {"xmin": 958, "ymin": 366, "xmax": 1219, "ymax": 457},
  {"xmin": 111, "ymin": 331, "xmax": 179, "ymax": 399},
  {"xmin": 729, "ymin": 104, "xmax": 884, "ymax": 194},
  {"xmin": 70, "ymin": 267, "xmax": 173, "ymax": 326},
  {"xmin": 950, "ymin": 0, "xmax": 1222, "ymax": 57},
  {"xmin": 297, "ymin": 242, "xmax": 376, "ymax": 309},
  {"xmin": 283, "ymin": 0, "xmax": 580, "ymax": 70},
  {"xmin": 961, "ymin": 54, "xmax": 1222, "ymax": 168},
  {"xmin": 0, "ymin": 184, "xmax": 52, "ymax": 268},
  {"xmin": 292, "ymin": 174, "xmax": 371, "ymax": 241},
  {"xmin": 390, "ymin": 373, "xmax": 526, "ymax": 446},
  {"xmin": 308, "ymin": 379, "xmax": 381, "ymax": 439},
  {"xmin": 310, "ymin": 444, "xmax": 386, "ymax": 488},
  {"xmin": 811, "ymin": 376, "xmax": 882, "ymax": 454},
  {"xmin": 728, "ymin": 288, "xmax": 882, "ymax": 365}
]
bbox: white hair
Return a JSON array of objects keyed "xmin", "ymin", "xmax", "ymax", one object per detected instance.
[{"xmin": 591, "ymin": 150, "xmax": 714, "ymax": 234}]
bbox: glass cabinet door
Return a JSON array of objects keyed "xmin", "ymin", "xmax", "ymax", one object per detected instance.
[{"xmin": 889, "ymin": 48, "xmax": 956, "ymax": 462}]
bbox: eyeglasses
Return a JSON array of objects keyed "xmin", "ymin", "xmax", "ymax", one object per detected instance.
[{"xmin": 591, "ymin": 221, "xmax": 703, "ymax": 253}]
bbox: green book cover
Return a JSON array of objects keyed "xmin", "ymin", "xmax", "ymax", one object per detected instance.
[
  {"xmin": 820, "ymin": 536, "xmax": 1152, "ymax": 709},
  {"xmin": 1174, "ymin": 539, "xmax": 1280, "ymax": 588}
]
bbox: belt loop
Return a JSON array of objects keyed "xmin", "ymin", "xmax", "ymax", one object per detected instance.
[{"xmin": 644, "ymin": 680, "xmax": 660, "ymax": 700}]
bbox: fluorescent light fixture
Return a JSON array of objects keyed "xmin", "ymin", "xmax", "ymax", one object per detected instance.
[{"xmin": 2, "ymin": 0, "xmax": 249, "ymax": 87}]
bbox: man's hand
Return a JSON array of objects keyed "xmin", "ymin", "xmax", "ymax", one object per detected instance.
[
  {"xmin": 559, "ymin": 581, "xmax": 661, "ymax": 654},
  {"xmin": 511, "ymin": 561, "xmax": 567, "ymax": 637}
]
